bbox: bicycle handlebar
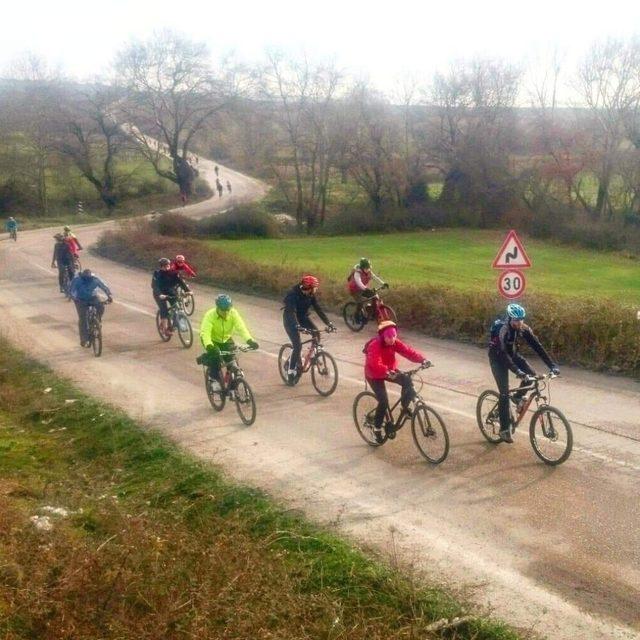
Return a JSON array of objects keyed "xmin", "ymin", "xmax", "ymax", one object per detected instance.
[
  {"xmin": 297, "ymin": 326, "xmax": 336, "ymax": 335},
  {"xmin": 399, "ymin": 361, "xmax": 433, "ymax": 377},
  {"xmin": 218, "ymin": 345, "xmax": 258, "ymax": 355}
]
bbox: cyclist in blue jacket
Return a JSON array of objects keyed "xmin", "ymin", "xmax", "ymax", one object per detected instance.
[{"xmin": 69, "ymin": 269, "xmax": 113, "ymax": 347}]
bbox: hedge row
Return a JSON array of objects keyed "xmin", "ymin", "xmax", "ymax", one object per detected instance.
[{"xmin": 95, "ymin": 221, "xmax": 640, "ymax": 376}]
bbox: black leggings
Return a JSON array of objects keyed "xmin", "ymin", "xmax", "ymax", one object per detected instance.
[
  {"xmin": 489, "ymin": 354, "xmax": 535, "ymax": 432},
  {"xmin": 154, "ymin": 294, "xmax": 176, "ymax": 319},
  {"xmin": 74, "ymin": 298, "xmax": 104, "ymax": 344},
  {"xmin": 283, "ymin": 316, "xmax": 318, "ymax": 371},
  {"xmin": 57, "ymin": 264, "xmax": 74, "ymax": 290},
  {"xmin": 368, "ymin": 375, "xmax": 416, "ymax": 428}
]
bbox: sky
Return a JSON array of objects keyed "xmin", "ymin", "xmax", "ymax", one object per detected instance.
[{"xmin": 3, "ymin": 0, "xmax": 640, "ymax": 102}]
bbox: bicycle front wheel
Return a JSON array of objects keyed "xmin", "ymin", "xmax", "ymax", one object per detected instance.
[
  {"xmin": 376, "ymin": 304, "xmax": 397, "ymax": 324},
  {"xmin": 342, "ymin": 302, "xmax": 365, "ymax": 332},
  {"xmin": 233, "ymin": 379, "xmax": 256, "ymax": 425},
  {"xmin": 353, "ymin": 391, "xmax": 386, "ymax": 446},
  {"xmin": 183, "ymin": 292, "xmax": 195, "ymax": 316},
  {"xmin": 476, "ymin": 390, "xmax": 503, "ymax": 444},
  {"xmin": 277, "ymin": 343, "xmax": 300, "ymax": 386},
  {"xmin": 411, "ymin": 403, "xmax": 449, "ymax": 464},
  {"xmin": 175, "ymin": 312, "xmax": 193, "ymax": 348},
  {"xmin": 311, "ymin": 351, "xmax": 338, "ymax": 396},
  {"xmin": 156, "ymin": 311, "xmax": 171, "ymax": 342},
  {"xmin": 529, "ymin": 405, "xmax": 573, "ymax": 465},
  {"xmin": 204, "ymin": 368, "xmax": 225, "ymax": 411}
]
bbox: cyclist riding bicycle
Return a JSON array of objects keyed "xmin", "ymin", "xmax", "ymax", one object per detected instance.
[
  {"xmin": 488, "ymin": 303, "xmax": 560, "ymax": 443},
  {"xmin": 69, "ymin": 268, "xmax": 113, "ymax": 347},
  {"xmin": 5, "ymin": 216, "xmax": 18, "ymax": 237},
  {"xmin": 364, "ymin": 320, "xmax": 429, "ymax": 441},
  {"xmin": 347, "ymin": 258, "xmax": 386, "ymax": 320},
  {"xmin": 63, "ymin": 226, "xmax": 83, "ymax": 258},
  {"xmin": 170, "ymin": 254, "xmax": 197, "ymax": 278},
  {"xmin": 51, "ymin": 233, "xmax": 75, "ymax": 292},
  {"xmin": 198, "ymin": 294, "xmax": 259, "ymax": 385},
  {"xmin": 283, "ymin": 275, "xmax": 335, "ymax": 384},
  {"xmin": 152, "ymin": 257, "xmax": 191, "ymax": 338}
]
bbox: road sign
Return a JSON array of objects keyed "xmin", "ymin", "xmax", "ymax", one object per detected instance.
[
  {"xmin": 492, "ymin": 230, "xmax": 531, "ymax": 269},
  {"xmin": 497, "ymin": 269, "xmax": 526, "ymax": 299}
]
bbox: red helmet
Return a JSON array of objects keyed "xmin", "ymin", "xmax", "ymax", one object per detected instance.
[
  {"xmin": 300, "ymin": 275, "xmax": 319, "ymax": 289},
  {"xmin": 175, "ymin": 254, "xmax": 185, "ymax": 263}
]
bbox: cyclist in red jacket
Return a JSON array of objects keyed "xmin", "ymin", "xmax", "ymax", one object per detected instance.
[
  {"xmin": 364, "ymin": 320, "xmax": 429, "ymax": 441},
  {"xmin": 170, "ymin": 254, "xmax": 197, "ymax": 278}
]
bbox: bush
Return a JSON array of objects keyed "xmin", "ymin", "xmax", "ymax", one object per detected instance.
[
  {"xmin": 155, "ymin": 213, "xmax": 197, "ymax": 237},
  {"xmin": 96, "ymin": 225, "xmax": 640, "ymax": 376},
  {"xmin": 195, "ymin": 205, "xmax": 281, "ymax": 239}
]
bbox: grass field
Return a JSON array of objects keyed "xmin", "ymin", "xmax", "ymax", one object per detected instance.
[{"xmin": 212, "ymin": 229, "xmax": 640, "ymax": 304}]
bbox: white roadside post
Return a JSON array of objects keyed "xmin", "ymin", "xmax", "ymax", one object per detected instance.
[{"xmin": 493, "ymin": 229, "xmax": 531, "ymax": 299}]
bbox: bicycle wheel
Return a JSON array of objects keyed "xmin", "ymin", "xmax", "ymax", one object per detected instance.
[
  {"xmin": 411, "ymin": 403, "xmax": 449, "ymax": 464},
  {"xmin": 377, "ymin": 304, "xmax": 397, "ymax": 324},
  {"xmin": 183, "ymin": 292, "xmax": 195, "ymax": 316},
  {"xmin": 175, "ymin": 312, "xmax": 193, "ymax": 348},
  {"xmin": 233, "ymin": 379, "xmax": 256, "ymax": 426},
  {"xmin": 156, "ymin": 311, "xmax": 171, "ymax": 342},
  {"xmin": 476, "ymin": 390, "xmax": 503, "ymax": 444},
  {"xmin": 204, "ymin": 368, "xmax": 225, "ymax": 411},
  {"xmin": 342, "ymin": 302, "xmax": 365, "ymax": 332},
  {"xmin": 529, "ymin": 405, "xmax": 573, "ymax": 465},
  {"xmin": 311, "ymin": 351, "xmax": 338, "ymax": 396},
  {"xmin": 62, "ymin": 271, "xmax": 71, "ymax": 298},
  {"xmin": 90, "ymin": 312, "xmax": 102, "ymax": 357},
  {"xmin": 353, "ymin": 391, "xmax": 386, "ymax": 446},
  {"xmin": 277, "ymin": 343, "xmax": 300, "ymax": 385}
]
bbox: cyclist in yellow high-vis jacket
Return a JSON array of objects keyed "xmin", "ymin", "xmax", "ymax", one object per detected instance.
[{"xmin": 199, "ymin": 294, "xmax": 259, "ymax": 383}]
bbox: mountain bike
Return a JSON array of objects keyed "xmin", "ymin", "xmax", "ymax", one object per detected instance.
[
  {"xmin": 278, "ymin": 326, "xmax": 338, "ymax": 396},
  {"xmin": 476, "ymin": 373, "xmax": 572, "ymax": 465},
  {"xmin": 155, "ymin": 294, "xmax": 193, "ymax": 348},
  {"xmin": 342, "ymin": 285, "xmax": 397, "ymax": 332},
  {"xmin": 203, "ymin": 345, "xmax": 257, "ymax": 425},
  {"xmin": 352, "ymin": 362, "xmax": 449, "ymax": 464},
  {"xmin": 9, "ymin": 228, "xmax": 17, "ymax": 241},
  {"xmin": 175, "ymin": 286, "xmax": 195, "ymax": 316},
  {"xmin": 61, "ymin": 265, "xmax": 76, "ymax": 300},
  {"xmin": 85, "ymin": 299, "xmax": 111, "ymax": 358}
]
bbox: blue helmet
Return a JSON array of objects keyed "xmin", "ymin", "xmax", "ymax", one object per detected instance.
[
  {"xmin": 215, "ymin": 294, "xmax": 233, "ymax": 310},
  {"xmin": 506, "ymin": 303, "xmax": 526, "ymax": 319}
]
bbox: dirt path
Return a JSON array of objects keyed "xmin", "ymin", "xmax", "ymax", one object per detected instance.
[{"xmin": 1, "ymin": 160, "xmax": 639, "ymax": 640}]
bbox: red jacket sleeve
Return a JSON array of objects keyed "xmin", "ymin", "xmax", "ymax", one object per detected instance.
[
  {"xmin": 182, "ymin": 261, "xmax": 197, "ymax": 277},
  {"xmin": 394, "ymin": 339, "xmax": 425, "ymax": 364},
  {"xmin": 365, "ymin": 339, "xmax": 390, "ymax": 379}
]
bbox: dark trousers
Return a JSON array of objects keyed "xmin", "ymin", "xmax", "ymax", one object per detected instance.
[
  {"xmin": 368, "ymin": 375, "xmax": 416, "ymax": 428},
  {"xmin": 204, "ymin": 341, "xmax": 236, "ymax": 382},
  {"xmin": 154, "ymin": 294, "xmax": 176, "ymax": 319},
  {"xmin": 283, "ymin": 316, "xmax": 317, "ymax": 371},
  {"xmin": 74, "ymin": 298, "xmax": 104, "ymax": 344},
  {"xmin": 489, "ymin": 354, "xmax": 535, "ymax": 432},
  {"xmin": 57, "ymin": 263, "xmax": 74, "ymax": 290}
]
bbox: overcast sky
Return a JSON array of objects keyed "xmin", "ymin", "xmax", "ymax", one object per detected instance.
[{"xmin": 4, "ymin": 0, "xmax": 640, "ymax": 101}]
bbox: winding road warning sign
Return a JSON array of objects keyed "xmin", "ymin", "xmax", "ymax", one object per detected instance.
[
  {"xmin": 492, "ymin": 230, "xmax": 532, "ymax": 269},
  {"xmin": 497, "ymin": 269, "xmax": 526, "ymax": 299}
]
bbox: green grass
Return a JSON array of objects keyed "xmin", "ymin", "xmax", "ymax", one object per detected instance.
[
  {"xmin": 0, "ymin": 339, "xmax": 519, "ymax": 639},
  {"xmin": 212, "ymin": 229, "xmax": 640, "ymax": 304}
]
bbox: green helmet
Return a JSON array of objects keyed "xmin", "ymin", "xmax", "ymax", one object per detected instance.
[{"xmin": 359, "ymin": 257, "xmax": 370, "ymax": 270}]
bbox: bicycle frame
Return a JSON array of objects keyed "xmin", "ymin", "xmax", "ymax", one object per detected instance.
[
  {"xmin": 507, "ymin": 374, "xmax": 554, "ymax": 427},
  {"xmin": 298, "ymin": 327, "xmax": 332, "ymax": 372}
]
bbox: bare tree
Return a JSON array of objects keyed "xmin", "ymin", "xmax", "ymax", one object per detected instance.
[{"xmin": 115, "ymin": 31, "xmax": 239, "ymax": 197}]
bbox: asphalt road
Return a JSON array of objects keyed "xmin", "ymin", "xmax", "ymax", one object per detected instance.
[{"xmin": 1, "ymin": 160, "xmax": 639, "ymax": 640}]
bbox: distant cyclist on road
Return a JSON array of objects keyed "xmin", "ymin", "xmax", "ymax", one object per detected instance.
[
  {"xmin": 51, "ymin": 233, "xmax": 76, "ymax": 293},
  {"xmin": 170, "ymin": 254, "xmax": 197, "ymax": 278},
  {"xmin": 282, "ymin": 275, "xmax": 335, "ymax": 384},
  {"xmin": 152, "ymin": 257, "xmax": 191, "ymax": 338},
  {"xmin": 226, "ymin": 180, "xmax": 232, "ymax": 194},
  {"xmin": 364, "ymin": 320, "xmax": 429, "ymax": 441},
  {"xmin": 5, "ymin": 216, "xmax": 18, "ymax": 240},
  {"xmin": 488, "ymin": 303, "xmax": 560, "ymax": 443},
  {"xmin": 69, "ymin": 268, "xmax": 112, "ymax": 347},
  {"xmin": 215, "ymin": 178, "xmax": 223, "ymax": 198},
  {"xmin": 347, "ymin": 257, "xmax": 386, "ymax": 320},
  {"xmin": 62, "ymin": 226, "xmax": 83, "ymax": 259},
  {"xmin": 198, "ymin": 294, "xmax": 259, "ymax": 385}
]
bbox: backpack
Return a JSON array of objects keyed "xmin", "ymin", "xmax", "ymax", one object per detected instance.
[
  {"xmin": 362, "ymin": 337, "xmax": 375, "ymax": 354},
  {"xmin": 489, "ymin": 318, "xmax": 505, "ymax": 345}
]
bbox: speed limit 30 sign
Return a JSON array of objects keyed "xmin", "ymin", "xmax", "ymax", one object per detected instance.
[{"xmin": 498, "ymin": 270, "xmax": 526, "ymax": 299}]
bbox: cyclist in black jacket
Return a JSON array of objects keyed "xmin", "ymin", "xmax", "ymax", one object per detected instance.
[
  {"xmin": 51, "ymin": 233, "xmax": 75, "ymax": 293},
  {"xmin": 488, "ymin": 303, "xmax": 559, "ymax": 443},
  {"xmin": 152, "ymin": 257, "xmax": 191, "ymax": 337},
  {"xmin": 282, "ymin": 274, "xmax": 335, "ymax": 383}
]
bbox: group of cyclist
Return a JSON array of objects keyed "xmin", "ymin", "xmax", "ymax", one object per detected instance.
[{"xmin": 42, "ymin": 222, "xmax": 560, "ymax": 445}]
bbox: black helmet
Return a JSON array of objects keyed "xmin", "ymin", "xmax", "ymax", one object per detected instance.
[
  {"xmin": 81, "ymin": 269, "xmax": 92, "ymax": 279},
  {"xmin": 158, "ymin": 257, "xmax": 170, "ymax": 267},
  {"xmin": 359, "ymin": 257, "xmax": 371, "ymax": 270}
]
